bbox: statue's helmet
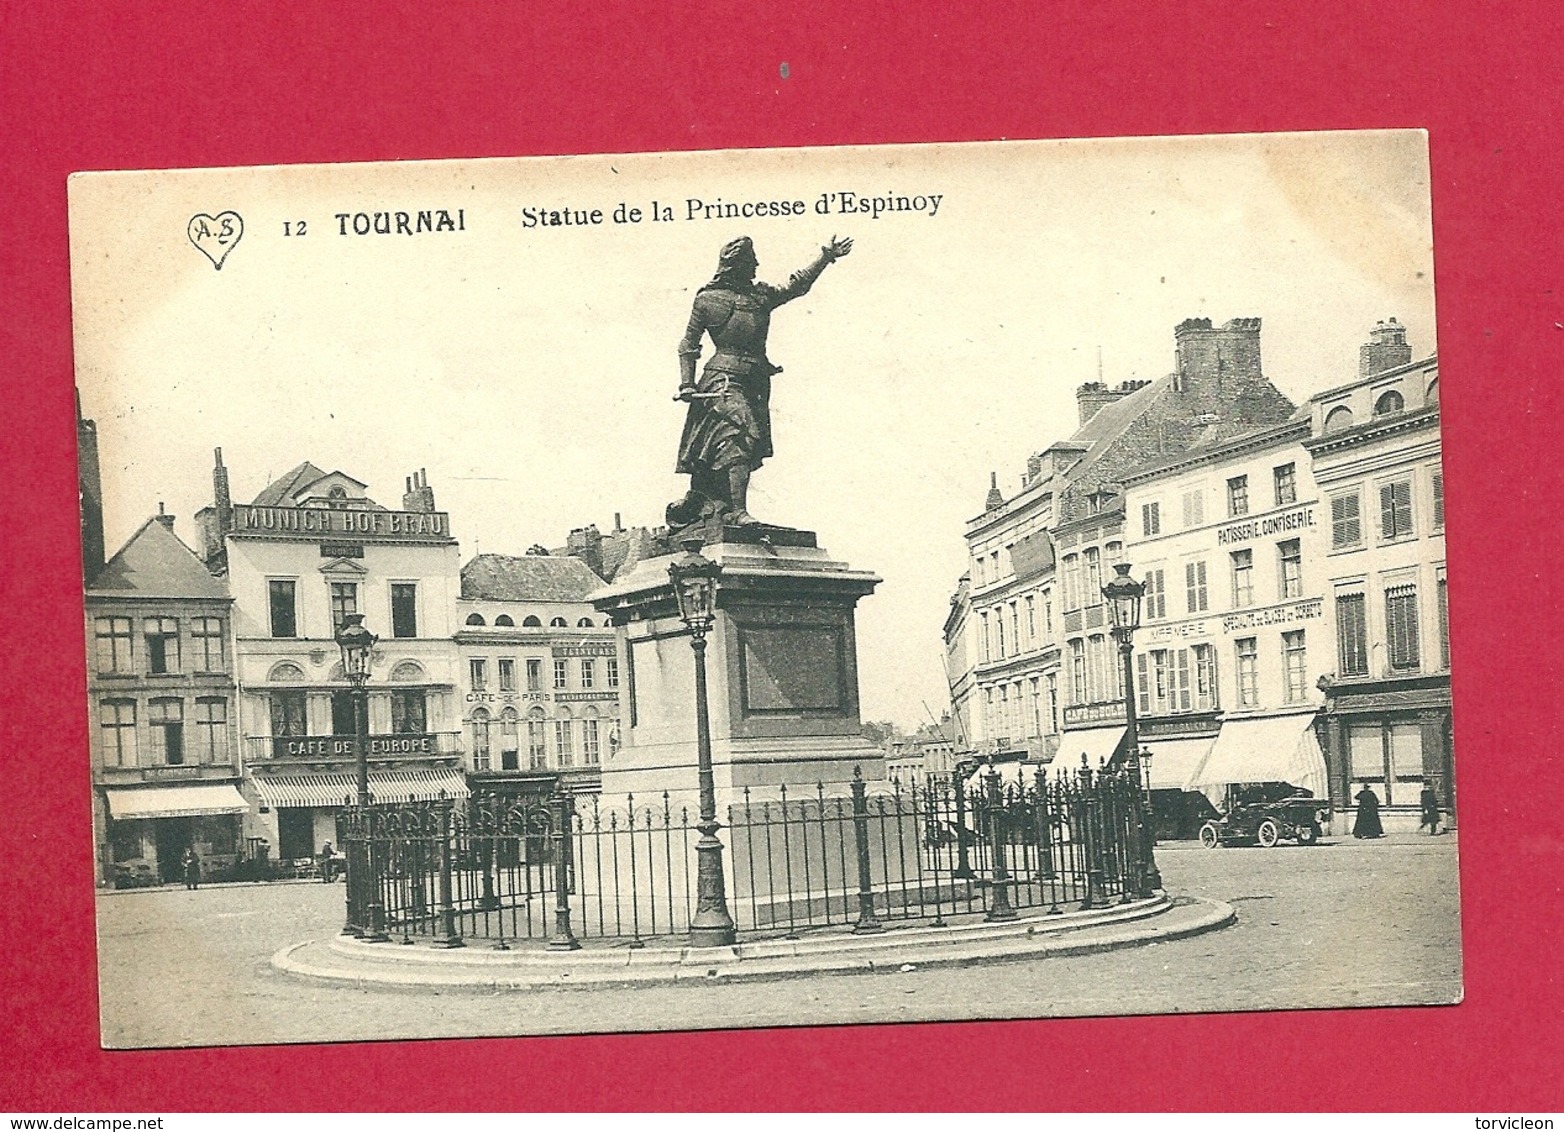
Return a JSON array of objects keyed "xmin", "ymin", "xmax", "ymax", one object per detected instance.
[{"xmin": 717, "ymin": 236, "xmax": 757, "ymax": 271}]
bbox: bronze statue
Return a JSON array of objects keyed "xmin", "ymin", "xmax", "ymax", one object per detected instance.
[{"xmin": 668, "ymin": 234, "xmax": 852, "ymax": 532}]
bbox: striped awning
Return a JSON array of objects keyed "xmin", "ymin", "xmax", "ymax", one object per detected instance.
[
  {"xmin": 251, "ymin": 768, "xmax": 470, "ymax": 809},
  {"xmin": 105, "ymin": 783, "xmax": 249, "ymax": 820}
]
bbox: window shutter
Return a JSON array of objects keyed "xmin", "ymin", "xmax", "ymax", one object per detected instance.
[
  {"xmin": 1332, "ymin": 493, "xmax": 1361, "ymax": 548},
  {"xmin": 1432, "ymin": 472, "xmax": 1445, "ymax": 529}
]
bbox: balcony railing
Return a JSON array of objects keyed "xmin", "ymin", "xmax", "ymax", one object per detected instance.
[{"xmin": 246, "ymin": 731, "xmax": 465, "ymax": 761}]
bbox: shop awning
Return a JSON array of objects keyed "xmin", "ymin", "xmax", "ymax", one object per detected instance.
[
  {"xmin": 1047, "ymin": 726, "xmax": 1126, "ymax": 777},
  {"xmin": 1140, "ymin": 734, "xmax": 1217, "ymax": 791},
  {"xmin": 251, "ymin": 768, "xmax": 470, "ymax": 809},
  {"xmin": 1186, "ymin": 713, "xmax": 1327, "ymax": 800},
  {"xmin": 105, "ymin": 783, "xmax": 249, "ymax": 820}
]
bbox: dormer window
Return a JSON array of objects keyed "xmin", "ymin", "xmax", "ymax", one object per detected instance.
[
  {"xmin": 1374, "ymin": 389, "xmax": 1405, "ymax": 417},
  {"xmin": 327, "ymin": 485, "xmax": 349, "ymax": 509}
]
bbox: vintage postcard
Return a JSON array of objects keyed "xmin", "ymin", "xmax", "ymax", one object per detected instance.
[{"xmin": 70, "ymin": 131, "xmax": 1459, "ymax": 1049}]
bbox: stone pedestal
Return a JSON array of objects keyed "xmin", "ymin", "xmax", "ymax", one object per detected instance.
[{"xmin": 592, "ymin": 532, "xmax": 886, "ymax": 808}]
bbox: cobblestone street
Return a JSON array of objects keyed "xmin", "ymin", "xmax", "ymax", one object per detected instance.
[{"xmin": 95, "ymin": 833, "xmax": 1462, "ymax": 1049}]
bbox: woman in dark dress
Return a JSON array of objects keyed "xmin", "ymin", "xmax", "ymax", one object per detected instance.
[
  {"xmin": 1420, "ymin": 784, "xmax": 1442, "ymax": 835},
  {"xmin": 180, "ymin": 846, "xmax": 202, "ymax": 889},
  {"xmin": 1352, "ymin": 785, "xmax": 1384, "ymax": 839}
]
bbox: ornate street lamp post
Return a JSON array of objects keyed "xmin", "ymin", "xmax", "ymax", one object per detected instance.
[
  {"xmin": 668, "ymin": 541, "xmax": 737, "ymax": 948},
  {"xmin": 1102, "ymin": 562, "xmax": 1162, "ymax": 894},
  {"xmin": 337, "ymin": 613, "xmax": 389, "ymax": 942}
]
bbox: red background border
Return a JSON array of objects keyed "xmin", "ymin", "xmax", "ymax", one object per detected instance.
[{"xmin": 4, "ymin": 1, "xmax": 1558, "ymax": 1111}]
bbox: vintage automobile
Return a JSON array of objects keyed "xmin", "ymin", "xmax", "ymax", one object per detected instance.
[{"xmin": 1198, "ymin": 783, "xmax": 1329, "ymax": 849}]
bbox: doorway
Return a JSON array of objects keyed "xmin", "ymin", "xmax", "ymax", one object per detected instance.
[
  {"xmin": 154, "ymin": 816, "xmax": 194, "ymax": 883},
  {"xmin": 277, "ymin": 808, "xmax": 316, "ymax": 861}
]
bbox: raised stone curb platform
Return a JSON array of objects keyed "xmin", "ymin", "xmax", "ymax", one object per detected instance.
[{"xmin": 272, "ymin": 893, "xmax": 1235, "ymax": 991}]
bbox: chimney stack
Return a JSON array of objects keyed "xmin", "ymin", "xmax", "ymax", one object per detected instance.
[
  {"xmin": 213, "ymin": 447, "xmax": 232, "ymax": 527},
  {"xmin": 154, "ymin": 501, "xmax": 175, "ymax": 530},
  {"xmin": 984, "ymin": 471, "xmax": 1004, "ymax": 511},
  {"xmin": 1174, "ymin": 317, "xmax": 1263, "ymax": 394},
  {"xmin": 1360, "ymin": 317, "xmax": 1412, "ymax": 377},
  {"xmin": 402, "ymin": 468, "xmax": 437, "ymax": 512},
  {"xmin": 77, "ymin": 391, "xmax": 105, "ymax": 582}
]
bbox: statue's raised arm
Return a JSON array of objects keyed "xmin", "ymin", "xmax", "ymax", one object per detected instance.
[{"xmin": 669, "ymin": 236, "xmax": 851, "ymax": 537}]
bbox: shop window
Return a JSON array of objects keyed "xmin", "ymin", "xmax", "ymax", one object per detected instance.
[
  {"xmin": 553, "ymin": 659, "xmax": 569, "ymax": 690},
  {"xmin": 191, "ymin": 617, "xmax": 224, "ymax": 672},
  {"xmin": 100, "ymin": 699, "xmax": 138, "ymax": 766},
  {"xmin": 95, "ymin": 617, "xmax": 134, "ymax": 674},
  {"xmin": 499, "ymin": 709, "xmax": 520, "ymax": 771},
  {"xmin": 1227, "ymin": 475, "xmax": 1249, "ymax": 517},
  {"xmin": 1380, "ymin": 480, "xmax": 1414, "ymax": 541},
  {"xmin": 109, "ymin": 821, "xmax": 143, "ymax": 863},
  {"xmin": 1185, "ymin": 560, "xmax": 1208, "ymax": 613},
  {"xmin": 1230, "ymin": 550, "xmax": 1254, "ymax": 608},
  {"xmin": 1336, "ymin": 593, "xmax": 1369, "ymax": 676},
  {"xmin": 391, "ymin": 690, "xmax": 426, "ymax": 734},
  {"xmin": 1282, "ymin": 630, "xmax": 1308, "ymax": 703},
  {"xmin": 1273, "ymin": 463, "xmax": 1297, "ymax": 507},
  {"xmin": 498, "ymin": 658, "xmax": 516, "ymax": 692},
  {"xmin": 195, "ymin": 697, "xmax": 228, "ymax": 764},
  {"xmin": 148, "ymin": 697, "xmax": 185, "ymax": 765},
  {"xmin": 526, "ymin": 658, "xmax": 542, "ymax": 692},
  {"xmin": 144, "ymin": 618, "xmax": 180, "ymax": 675},
  {"xmin": 1350, "ymin": 721, "xmax": 1425, "ymax": 806},
  {"xmin": 471, "ymin": 708, "xmax": 491, "ymax": 771},
  {"xmin": 329, "ymin": 583, "xmax": 358, "ymax": 632},
  {"xmin": 268, "ymin": 580, "xmax": 298, "ymax": 639},
  {"xmin": 1278, "ymin": 540, "xmax": 1303, "ymax": 600},
  {"xmin": 1330, "ymin": 492, "xmax": 1362, "ymax": 550},
  {"xmin": 270, "ymin": 691, "xmax": 307, "ymax": 738},
  {"xmin": 1235, "ymin": 638, "xmax": 1259, "ymax": 707},
  {"xmin": 391, "ymin": 583, "xmax": 418, "ymax": 638},
  {"xmin": 1385, "ymin": 584, "xmax": 1421, "ymax": 672}
]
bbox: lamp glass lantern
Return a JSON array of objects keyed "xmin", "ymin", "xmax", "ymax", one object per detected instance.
[
  {"xmin": 668, "ymin": 541, "xmax": 722, "ymax": 633},
  {"xmin": 1102, "ymin": 562, "xmax": 1145, "ymax": 637},
  {"xmin": 336, "ymin": 612, "xmax": 378, "ymax": 681}
]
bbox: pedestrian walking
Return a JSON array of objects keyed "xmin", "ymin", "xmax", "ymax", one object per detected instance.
[
  {"xmin": 1420, "ymin": 784, "xmax": 1442, "ymax": 836},
  {"xmin": 1352, "ymin": 784, "xmax": 1384, "ymax": 840},
  {"xmin": 318, "ymin": 841, "xmax": 341, "ymax": 883},
  {"xmin": 180, "ymin": 846, "xmax": 202, "ymax": 889}
]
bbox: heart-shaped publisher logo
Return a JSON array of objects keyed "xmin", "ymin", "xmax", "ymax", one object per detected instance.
[{"xmin": 187, "ymin": 211, "xmax": 244, "ymax": 270}]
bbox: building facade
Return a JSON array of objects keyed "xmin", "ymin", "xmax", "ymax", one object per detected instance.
[
  {"xmin": 195, "ymin": 457, "xmax": 468, "ymax": 863},
  {"xmin": 85, "ymin": 511, "xmax": 245, "ymax": 886},
  {"xmin": 949, "ymin": 317, "xmax": 1299, "ymax": 777},
  {"xmin": 1120, "ymin": 420, "xmax": 1332, "ymax": 834},
  {"xmin": 456, "ymin": 552, "xmax": 622, "ymax": 795},
  {"xmin": 1305, "ymin": 343, "xmax": 1450, "ymax": 832}
]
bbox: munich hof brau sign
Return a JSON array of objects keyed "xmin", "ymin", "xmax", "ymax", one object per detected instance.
[{"xmin": 229, "ymin": 504, "xmax": 452, "ymax": 542}]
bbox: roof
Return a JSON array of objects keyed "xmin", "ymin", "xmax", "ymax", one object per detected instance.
[
  {"xmin": 89, "ymin": 517, "xmax": 228, "ymax": 600},
  {"xmin": 250, "ymin": 461, "xmax": 330, "ymax": 506},
  {"xmin": 461, "ymin": 554, "xmax": 605, "ymax": 602}
]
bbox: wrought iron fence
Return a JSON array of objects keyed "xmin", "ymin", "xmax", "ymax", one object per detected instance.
[{"xmin": 338, "ymin": 762, "xmax": 1156, "ymax": 949}]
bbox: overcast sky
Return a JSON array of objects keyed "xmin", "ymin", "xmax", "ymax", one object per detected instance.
[{"xmin": 70, "ymin": 130, "xmax": 1436, "ymax": 728}]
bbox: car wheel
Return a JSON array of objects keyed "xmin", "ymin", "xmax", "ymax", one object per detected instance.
[
  {"xmin": 1256, "ymin": 818, "xmax": 1280, "ymax": 848},
  {"xmin": 1199, "ymin": 822, "xmax": 1221, "ymax": 849},
  {"xmin": 1296, "ymin": 823, "xmax": 1319, "ymax": 846}
]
